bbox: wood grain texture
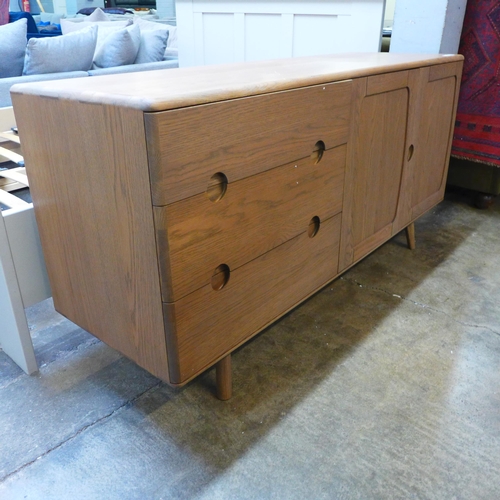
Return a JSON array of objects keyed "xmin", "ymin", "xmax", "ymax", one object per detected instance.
[
  {"xmin": 146, "ymin": 81, "xmax": 351, "ymax": 205},
  {"xmin": 405, "ymin": 222, "xmax": 416, "ymax": 250},
  {"xmin": 353, "ymin": 224, "xmax": 393, "ymax": 263},
  {"xmin": 216, "ymin": 355, "xmax": 232, "ymax": 401},
  {"xmin": 366, "ymin": 70, "xmax": 409, "ymax": 96},
  {"xmin": 10, "ymin": 53, "xmax": 463, "ymax": 112},
  {"xmin": 11, "ymin": 95, "xmax": 170, "ymax": 381},
  {"xmin": 428, "ymin": 61, "xmax": 462, "ymax": 82},
  {"xmin": 10, "ymin": 55, "xmax": 464, "ymax": 394},
  {"xmin": 338, "ymin": 78, "xmax": 367, "ymax": 272},
  {"xmin": 351, "ymin": 88, "xmax": 409, "ymax": 252},
  {"xmin": 391, "ymin": 68, "xmax": 426, "ymax": 235},
  {"xmin": 411, "ymin": 72, "xmax": 459, "ymax": 217},
  {"xmin": 154, "ymin": 145, "xmax": 346, "ymax": 301},
  {"xmin": 164, "ymin": 214, "xmax": 342, "ymax": 384}
]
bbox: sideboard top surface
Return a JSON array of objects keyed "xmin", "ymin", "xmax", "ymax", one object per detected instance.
[{"xmin": 11, "ymin": 53, "xmax": 463, "ymax": 112}]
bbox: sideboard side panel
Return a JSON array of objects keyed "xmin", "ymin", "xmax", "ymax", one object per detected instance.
[{"xmin": 12, "ymin": 95, "xmax": 170, "ymax": 381}]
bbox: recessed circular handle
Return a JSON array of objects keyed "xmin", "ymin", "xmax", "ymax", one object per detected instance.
[
  {"xmin": 407, "ymin": 144, "xmax": 414, "ymax": 161},
  {"xmin": 308, "ymin": 216, "xmax": 321, "ymax": 238},
  {"xmin": 311, "ymin": 141, "xmax": 326, "ymax": 164},
  {"xmin": 206, "ymin": 172, "xmax": 228, "ymax": 202},
  {"xmin": 211, "ymin": 264, "xmax": 230, "ymax": 291}
]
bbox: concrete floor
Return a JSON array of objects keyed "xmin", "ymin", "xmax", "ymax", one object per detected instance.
[{"xmin": 1, "ymin": 188, "xmax": 499, "ymax": 499}]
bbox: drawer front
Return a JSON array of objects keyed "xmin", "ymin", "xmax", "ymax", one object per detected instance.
[
  {"xmin": 164, "ymin": 213, "xmax": 342, "ymax": 383},
  {"xmin": 145, "ymin": 80, "xmax": 352, "ymax": 205},
  {"xmin": 155, "ymin": 144, "xmax": 346, "ymax": 302}
]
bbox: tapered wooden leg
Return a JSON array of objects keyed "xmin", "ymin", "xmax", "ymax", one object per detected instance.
[
  {"xmin": 216, "ymin": 354, "xmax": 232, "ymax": 400},
  {"xmin": 405, "ymin": 222, "xmax": 416, "ymax": 250}
]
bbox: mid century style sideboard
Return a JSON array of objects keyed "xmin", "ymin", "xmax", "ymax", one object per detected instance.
[{"xmin": 11, "ymin": 53, "xmax": 463, "ymax": 399}]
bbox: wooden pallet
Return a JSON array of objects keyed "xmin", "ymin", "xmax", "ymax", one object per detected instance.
[{"xmin": 0, "ymin": 129, "xmax": 29, "ymax": 207}]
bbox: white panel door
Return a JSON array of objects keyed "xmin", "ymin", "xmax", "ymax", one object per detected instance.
[
  {"xmin": 292, "ymin": 14, "xmax": 349, "ymax": 57},
  {"xmin": 176, "ymin": 0, "xmax": 385, "ymax": 67},
  {"xmin": 245, "ymin": 14, "xmax": 283, "ymax": 61}
]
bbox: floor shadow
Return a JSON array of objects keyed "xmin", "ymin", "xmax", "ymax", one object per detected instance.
[{"xmin": 3, "ymin": 189, "xmax": 498, "ymax": 496}]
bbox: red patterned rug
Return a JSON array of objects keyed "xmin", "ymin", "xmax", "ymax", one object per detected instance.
[
  {"xmin": 0, "ymin": 0, "xmax": 9, "ymax": 26},
  {"xmin": 452, "ymin": 0, "xmax": 500, "ymax": 167}
]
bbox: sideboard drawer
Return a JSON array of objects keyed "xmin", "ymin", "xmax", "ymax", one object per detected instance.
[
  {"xmin": 154, "ymin": 144, "xmax": 346, "ymax": 301},
  {"xmin": 164, "ymin": 213, "xmax": 342, "ymax": 383},
  {"xmin": 145, "ymin": 80, "xmax": 352, "ymax": 205}
]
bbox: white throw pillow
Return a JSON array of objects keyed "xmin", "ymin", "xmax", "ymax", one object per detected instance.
[
  {"xmin": 133, "ymin": 17, "xmax": 177, "ymax": 48},
  {"xmin": 0, "ymin": 19, "xmax": 27, "ymax": 78},
  {"xmin": 61, "ymin": 18, "xmax": 130, "ymax": 35},
  {"xmin": 135, "ymin": 28, "xmax": 169, "ymax": 64},
  {"xmin": 93, "ymin": 23, "xmax": 141, "ymax": 69},
  {"xmin": 94, "ymin": 21, "xmax": 133, "ymax": 54},
  {"xmin": 23, "ymin": 25, "xmax": 98, "ymax": 75},
  {"xmin": 88, "ymin": 8, "xmax": 109, "ymax": 22}
]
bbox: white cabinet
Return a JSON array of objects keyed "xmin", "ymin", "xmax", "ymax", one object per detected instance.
[{"xmin": 176, "ymin": 0, "xmax": 386, "ymax": 67}]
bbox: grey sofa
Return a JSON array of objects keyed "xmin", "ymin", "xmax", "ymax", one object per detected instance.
[
  {"xmin": 0, "ymin": 13, "xmax": 179, "ymax": 109},
  {"xmin": 0, "ymin": 59, "xmax": 178, "ymax": 108}
]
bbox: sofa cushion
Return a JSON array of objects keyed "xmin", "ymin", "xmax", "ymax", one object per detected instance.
[
  {"xmin": 23, "ymin": 25, "xmax": 98, "ymax": 76},
  {"xmin": 93, "ymin": 23, "xmax": 141, "ymax": 69},
  {"xmin": 135, "ymin": 28, "xmax": 169, "ymax": 64},
  {"xmin": 60, "ymin": 19, "xmax": 132, "ymax": 56},
  {"xmin": 93, "ymin": 21, "xmax": 133, "ymax": 54},
  {"xmin": 133, "ymin": 17, "xmax": 177, "ymax": 48},
  {"xmin": 164, "ymin": 48, "xmax": 178, "ymax": 60},
  {"xmin": 0, "ymin": 19, "xmax": 27, "ymax": 78},
  {"xmin": 2, "ymin": 71, "xmax": 88, "ymax": 108},
  {"xmin": 88, "ymin": 59, "xmax": 178, "ymax": 77},
  {"xmin": 60, "ymin": 18, "xmax": 130, "ymax": 35},
  {"xmin": 87, "ymin": 8, "xmax": 109, "ymax": 22}
]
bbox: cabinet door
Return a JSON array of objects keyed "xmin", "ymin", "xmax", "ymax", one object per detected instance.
[
  {"xmin": 409, "ymin": 63, "xmax": 462, "ymax": 219},
  {"xmin": 339, "ymin": 73, "xmax": 410, "ymax": 270}
]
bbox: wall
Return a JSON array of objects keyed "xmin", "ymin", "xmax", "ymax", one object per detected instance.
[
  {"xmin": 390, "ymin": 0, "xmax": 467, "ymax": 54},
  {"xmin": 156, "ymin": 0, "xmax": 176, "ymax": 18},
  {"xmin": 384, "ymin": 0, "xmax": 396, "ymax": 26}
]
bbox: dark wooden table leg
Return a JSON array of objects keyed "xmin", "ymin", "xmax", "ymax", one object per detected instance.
[
  {"xmin": 405, "ymin": 222, "xmax": 416, "ymax": 250},
  {"xmin": 216, "ymin": 354, "xmax": 232, "ymax": 400}
]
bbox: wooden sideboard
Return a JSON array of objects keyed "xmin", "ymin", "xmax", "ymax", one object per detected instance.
[{"xmin": 11, "ymin": 53, "xmax": 463, "ymax": 399}]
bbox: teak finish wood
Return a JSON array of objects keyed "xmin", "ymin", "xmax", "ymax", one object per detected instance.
[
  {"xmin": 340, "ymin": 62, "xmax": 462, "ymax": 271},
  {"xmin": 11, "ymin": 54, "xmax": 463, "ymax": 397},
  {"xmin": 216, "ymin": 355, "xmax": 232, "ymax": 401},
  {"xmin": 154, "ymin": 145, "xmax": 346, "ymax": 302},
  {"xmin": 11, "ymin": 95, "xmax": 170, "ymax": 381},
  {"xmin": 164, "ymin": 214, "xmax": 341, "ymax": 383},
  {"xmin": 366, "ymin": 70, "xmax": 409, "ymax": 96},
  {"xmin": 411, "ymin": 68, "xmax": 461, "ymax": 219},
  {"xmin": 11, "ymin": 53, "xmax": 461, "ymax": 111},
  {"xmin": 145, "ymin": 82, "xmax": 351, "ymax": 205},
  {"xmin": 350, "ymin": 87, "xmax": 409, "ymax": 261}
]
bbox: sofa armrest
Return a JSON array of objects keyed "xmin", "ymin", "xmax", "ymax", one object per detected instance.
[
  {"xmin": 1, "ymin": 71, "xmax": 89, "ymax": 108},
  {"xmin": 88, "ymin": 59, "xmax": 178, "ymax": 77}
]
